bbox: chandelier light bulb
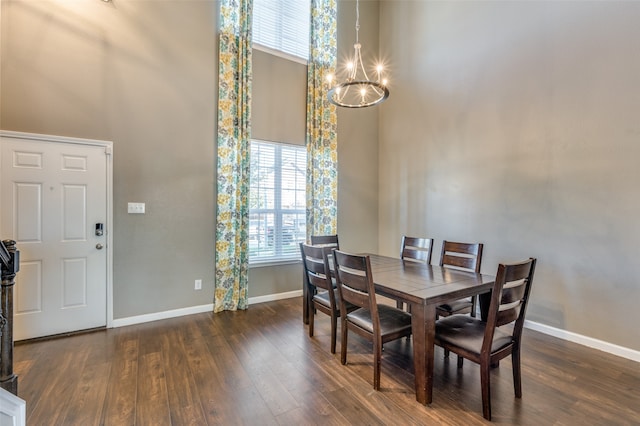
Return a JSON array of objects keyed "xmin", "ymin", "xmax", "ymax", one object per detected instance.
[{"xmin": 326, "ymin": 0, "xmax": 390, "ymax": 108}]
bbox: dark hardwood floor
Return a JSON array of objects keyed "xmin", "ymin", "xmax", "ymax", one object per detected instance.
[{"xmin": 13, "ymin": 297, "xmax": 640, "ymax": 425}]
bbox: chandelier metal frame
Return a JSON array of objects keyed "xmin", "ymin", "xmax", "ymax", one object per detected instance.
[{"xmin": 327, "ymin": 0, "xmax": 389, "ymax": 108}]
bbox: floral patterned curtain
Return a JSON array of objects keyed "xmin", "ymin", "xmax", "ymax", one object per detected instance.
[
  {"xmin": 215, "ymin": 0, "xmax": 253, "ymax": 312},
  {"xmin": 306, "ymin": 0, "xmax": 338, "ymax": 239}
]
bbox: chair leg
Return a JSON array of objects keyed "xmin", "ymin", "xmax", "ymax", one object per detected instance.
[
  {"xmin": 444, "ymin": 349, "xmax": 450, "ymax": 358},
  {"xmin": 397, "ymin": 301, "xmax": 412, "ymax": 314},
  {"xmin": 373, "ymin": 336, "xmax": 382, "ymax": 390},
  {"xmin": 457, "ymin": 355, "xmax": 464, "ymax": 368},
  {"xmin": 330, "ymin": 313, "xmax": 337, "ymax": 354},
  {"xmin": 341, "ymin": 321, "xmax": 348, "ymax": 365},
  {"xmin": 512, "ymin": 347, "xmax": 522, "ymax": 398},
  {"xmin": 470, "ymin": 295, "xmax": 477, "ymax": 318},
  {"xmin": 309, "ymin": 304, "xmax": 315, "ymax": 338},
  {"xmin": 480, "ymin": 361, "xmax": 492, "ymax": 421}
]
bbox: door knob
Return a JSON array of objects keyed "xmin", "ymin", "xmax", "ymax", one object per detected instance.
[{"xmin": 96, "ymin": 243, "xmax": 104, "ymax": 250}]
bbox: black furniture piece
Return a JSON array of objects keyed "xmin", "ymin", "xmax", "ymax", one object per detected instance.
[
  {"xmin": 0, "ymin": 240, "xmax": 19, "ymax": 395},
  {"xmin": 434, "ymin": 258, "xmax": 537, "ymax": 420},
  {"xmin": 436, "ymin": 240, "xmax": 484, "ymax": 318},
  {"xmin": 333, "ymin": 250, "xmax": 413, "ymax": 391},
  {"xmin": 300, "ymin": 243, "xmax": 356, "ymax": 354}
]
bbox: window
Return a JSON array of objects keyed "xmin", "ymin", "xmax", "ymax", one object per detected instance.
[
  {"xmin": 249, "ymin": 140, "xmax": 306, "ymax": 263},
  {"xmin": 252, "ymin": 0, "xmax": 310, "ymax": 62}
]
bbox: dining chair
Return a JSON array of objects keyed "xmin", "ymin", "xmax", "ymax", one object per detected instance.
[
  {"xmin": 396, "ymin": 236, "xmax": 434, "ymax": 310},
  {"xmin": 310, "ymin": 234, "xmax": 340, "ymax": 249},
  {"xmin": 400, "ymin": 235, "xmax": 434, "ymax": 264},
  {"xmin": 434, "ymin": 258, "xmax": 537, "ymax": 421},
  {"xmin": 303, "ymin": 235, "xmax": 339, "ymax": 325},
  {"xmin": 300, "ymin": 243, "xmax": 356, "ymax": 354},
  {"xmin": 332, "ymin": 249, "xmax": 413, "ymax": 390},
  {"xmin": 437, "ymin": 241, "xmax": 484, "ymax": 318}
]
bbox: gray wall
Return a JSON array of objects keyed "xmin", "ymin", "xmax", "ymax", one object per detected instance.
[
  {"xmin": 2, "ymin": 0, "xmax": 636, "ymax": 353},
  {"xmin": 336, "ymin": 0, "xmax": 380, "ymax": 254},
  {"xmin": 378, "ymin": 1, "xmax": 640, "ymax": 351},
  {"xmin": 1, "ymin": 0, "xmax": 219, "ymax": 319},
  {"xmin": 0, "ymin": 0, "xmax": 379, "ymax": 319}
]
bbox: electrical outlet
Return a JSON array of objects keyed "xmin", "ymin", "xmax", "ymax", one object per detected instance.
[{"xmin": 195, "ymin": 279, "xmax": 202, "ymax": 290}]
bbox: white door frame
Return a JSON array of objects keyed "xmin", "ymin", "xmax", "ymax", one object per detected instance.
[{"xmin": 0, "ymin": 130, "xmax": 114, "ymax": 329}]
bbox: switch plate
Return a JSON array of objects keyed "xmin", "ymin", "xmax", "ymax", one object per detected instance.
[
  {"xmin": 128, "ymin": 202, "xmax": 145, "ymax": 214},
  {"xmin": 195, "ymin": 279, "xmax": 202, "ymax": 290}
]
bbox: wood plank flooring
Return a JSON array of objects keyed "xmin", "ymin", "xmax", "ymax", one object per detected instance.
[{"xmin": 13, "ymin": 297, "xmax": 640, "ymax": 425}]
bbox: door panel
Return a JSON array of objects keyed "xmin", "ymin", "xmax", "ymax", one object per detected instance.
[{"xmin": 1, "ymin": 135, "xmax": 108, "ymax": 340}]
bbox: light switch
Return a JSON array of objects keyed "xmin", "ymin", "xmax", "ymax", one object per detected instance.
[{"xmin": 128, "ymin": 202, "xmax": 145, "ymax": 214}]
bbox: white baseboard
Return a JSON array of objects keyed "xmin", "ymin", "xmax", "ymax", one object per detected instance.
[
  {"xmin": 248, "ymin": 289, "xmax": 303, "ymax": 305},
  {"xmin": 524, "ymin": 320, "xmax": 640, "ymax": 363},
  {"xmin": 110, "ymin": 293, "xmax": 638, "ymax": 364},
  {"xmin": 112, "ymin": 304, "xmax": 214, "ymax": 328},
  {"xmin": 111, "ymin": 290, "xmax": 303, "ymax": 328}
]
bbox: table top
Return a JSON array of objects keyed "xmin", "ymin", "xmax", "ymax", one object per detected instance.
[{"xmin": 365, "ymin": 253, "xmax": 495, "ymax": 307}]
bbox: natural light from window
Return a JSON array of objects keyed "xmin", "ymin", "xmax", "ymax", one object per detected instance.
[
  {"xmin": 249, "ymin": 140, "xmax": 306, "ymax": 263},
  {"xmin": 252, "ymin": 0, "xmax": 311, "ymax": 61}
]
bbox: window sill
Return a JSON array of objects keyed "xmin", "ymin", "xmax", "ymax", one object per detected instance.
[
  {"xmin": 249, "ymin": 259, "xmax": 301, "ymax": 269},
  {"xmin": 253, "ymin": 43, "xmax": 308, "ymax": 66}
]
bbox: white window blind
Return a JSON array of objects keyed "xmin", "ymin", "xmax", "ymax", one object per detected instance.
[
  {"xmin": 252, "ymin": 0, "xmax": 310, "ymax": 61},
  {"xmin": 250, "ymin": 140, "xmax": 306, "ymax": 263}
]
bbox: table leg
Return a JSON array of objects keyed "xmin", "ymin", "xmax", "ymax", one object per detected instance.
[{"xmin": 411, "ymin": 302, "xmax": 436, "ymax": 405}]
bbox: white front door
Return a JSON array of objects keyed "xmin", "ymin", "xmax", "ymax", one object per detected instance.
[{"xmin": 1, "ymin": 133, "xmax": 111, "ymax": 340}]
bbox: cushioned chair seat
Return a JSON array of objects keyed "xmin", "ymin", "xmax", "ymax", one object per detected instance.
[
  {"xmin": 347, "ymin": 305, "xmax": 412, "ymax": 335},
  {"xmin": 435, "ymin": 315, "xmax": 513, "ymax": 354},
  {"xmin": 313, "ymin": 289, "xmax": 355, "ymax": 311},
  {"xmin": 312, "ymin": 290, "xmax": 334, "ymax": 309}
]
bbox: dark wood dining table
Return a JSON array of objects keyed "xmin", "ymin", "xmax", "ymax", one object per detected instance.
[
  {"xmin": 366, "ymin": 253, "xmax": 495, "ymax": 405},
  {"xmin": 301, "ymin": 252, "xmax": 495, "ymax": 404}
]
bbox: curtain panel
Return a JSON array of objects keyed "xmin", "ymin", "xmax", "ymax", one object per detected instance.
[
  {"xmin": 215, "ymin": 0, "xmax": 253, "ymax": 312},
  {"xmin": 306, "ymin": 0, "xmax": 338, "ymax": 239}
]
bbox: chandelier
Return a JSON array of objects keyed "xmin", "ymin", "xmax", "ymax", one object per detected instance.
[{"xmin": 327, "ymin": 0, "xmax": 389, "ymax": 108}]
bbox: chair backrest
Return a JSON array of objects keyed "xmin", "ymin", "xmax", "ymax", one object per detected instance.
[
  {"xmin": 310, "ymin": 234, "xmax": 340, "ymax": 249},
  {"xmin": 479, "ymin": 258, "xmax": 537, "ymax": 351},
  {"xmin": 400, "ymin": 236, "xmax": 434, "ymax": 264},
  {"xmin": 332, "ymin": 250, "xmax": 378, "ymax": 318},
  {"xmin": 439, "ymin": 240, "xmax": 484, "ymax": 273},
  {"xmin": 300, "ymin": 243, "xmax": 334, "ymax": 294}
]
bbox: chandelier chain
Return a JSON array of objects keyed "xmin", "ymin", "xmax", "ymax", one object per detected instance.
[{"xmin": 355, "ymin": 0, "xmax": 360, "ymax": 45}]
